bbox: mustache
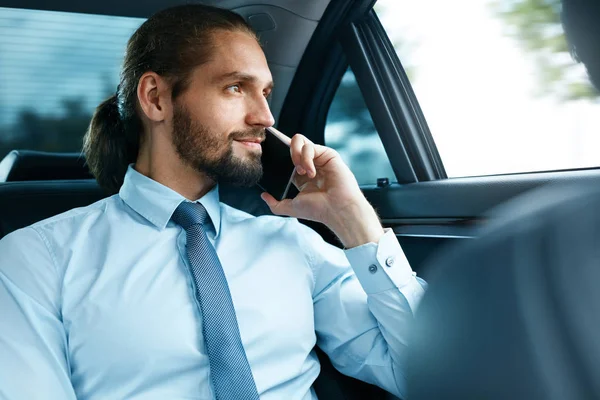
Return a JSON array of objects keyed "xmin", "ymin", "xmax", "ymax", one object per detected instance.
[{"xmin": 229, "ymin": 128, "xmax": 266, "ymax": 142}]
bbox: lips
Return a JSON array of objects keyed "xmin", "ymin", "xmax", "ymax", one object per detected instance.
[
  {"xmin": 234, "ymin": 139, "xmax": 263, "ymax": 150},
  {"xmin": 234, "ymin": 137, "xmax": 264, "ymax": 144}
]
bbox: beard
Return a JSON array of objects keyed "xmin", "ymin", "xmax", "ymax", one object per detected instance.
[{"xmin": 171, "ymin": 103, "xmax": 264, "ymax": 187}]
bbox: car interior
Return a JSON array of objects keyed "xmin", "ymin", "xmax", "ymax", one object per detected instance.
[{"xmin": 2, "ymin": 0, "xmax": 600, "ymax": 398}]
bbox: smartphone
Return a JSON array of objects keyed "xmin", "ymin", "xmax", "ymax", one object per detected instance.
[{"xmin": 259, "ymin": 127, "xmax": 297, "ymax": 201}]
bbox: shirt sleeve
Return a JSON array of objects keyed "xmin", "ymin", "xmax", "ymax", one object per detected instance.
[
  {"xmin": 302, "ymin": 225, "xmax": 426, "ymax": 399},
  {"xmin": 0, "ymin": 228, "xmax": 77, "ymax": 400}
]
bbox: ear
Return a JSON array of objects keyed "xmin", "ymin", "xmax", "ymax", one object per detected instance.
[{"xmin": 137, "ymin": 72, "xmax": 173, "ymax": 123}]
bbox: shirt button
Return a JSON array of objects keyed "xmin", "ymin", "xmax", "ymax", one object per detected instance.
[
  {"xmin": 386, "ymin": 256, "xmax": 395, "ymax": 267},
  {"xmin": 368, "ymin": 264, "xmax": 378, "ymax": 274}
]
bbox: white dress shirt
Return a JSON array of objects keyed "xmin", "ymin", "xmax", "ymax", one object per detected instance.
[{"xmin": 0, "ymin": 165, "xmax": 426, "ymax": 399}]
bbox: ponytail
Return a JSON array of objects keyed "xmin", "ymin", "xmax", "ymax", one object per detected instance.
[{"xmin": 83, "ymin": 93, "xmax": 140, "ymax": 194}]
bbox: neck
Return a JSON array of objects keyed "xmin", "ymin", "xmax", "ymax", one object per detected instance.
[{"xmin": 134, "ymin": 131, "xmax": 215, "ymax": 201}]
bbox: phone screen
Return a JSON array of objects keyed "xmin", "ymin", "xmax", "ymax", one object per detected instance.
[{"xmin": 259, "ymin": 127, "xmax": 297, "ymax": 201}]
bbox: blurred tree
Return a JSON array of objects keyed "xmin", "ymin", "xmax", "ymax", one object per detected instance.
[
  {"xmin": 0, "ymin": 66, "xmax": 118, "ymax": 160},
  {"xmin": 53, "ymin": 97, "xmax": 93, "ymax": 152},
  {"xmin": 491, "ymin": 0, "xmax": 598, "ymax": 100},
  {"xmin": 101, "ymin": 72, "xmax": 118, "ymax": 99},
  {"xmin": 327, "ymin": 69, "xmax": 376, "ymax": 140},
  {"xmin": 18, "ymin": 110, "xmax": 45, "ymax": 142},
  {"xmin": 0, "ymin": 97, "xmax": 91, "ymax": 160}
]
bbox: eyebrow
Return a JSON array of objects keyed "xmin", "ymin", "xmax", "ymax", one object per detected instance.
[{"xmin": 213, "ymin": 71, "xmax": 274, "ymax": 90}]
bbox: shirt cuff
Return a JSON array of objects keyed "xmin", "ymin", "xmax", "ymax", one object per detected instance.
[{"xmin": 343, "ymin": 228, "xmax": 415, "ymax": 294}]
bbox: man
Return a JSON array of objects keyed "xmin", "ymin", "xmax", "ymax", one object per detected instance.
[{"xmin": 0, "ymin": 5, "xmax": 425, "ymax": 400}]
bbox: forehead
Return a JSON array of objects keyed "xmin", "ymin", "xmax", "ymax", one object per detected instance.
[{"xmin": 191, "ymin": 30, "xmax": 273, "ymax": 87}]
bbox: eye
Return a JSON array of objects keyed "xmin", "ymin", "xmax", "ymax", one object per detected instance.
[{"xmin": 226, "ymin": 84, "xmax": 241, "ymax": 94}]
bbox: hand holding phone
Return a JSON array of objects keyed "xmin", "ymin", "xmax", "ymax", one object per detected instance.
[{"xmin": 260, "ymin": 130, "xmax": 385, "ymax": 248}]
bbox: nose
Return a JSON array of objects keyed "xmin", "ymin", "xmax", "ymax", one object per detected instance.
[{"xmin": 246, "ymin": 93, "xmax": 275, "ymax": 128}]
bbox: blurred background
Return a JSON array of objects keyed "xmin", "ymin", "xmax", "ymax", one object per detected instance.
[
  {"xmin": 0, "ymin": 8, "xmax": 142, "ymax": 156},
  {"xmin": 1, "ymin": 0, "xmax": 599, "ymax": 185}
]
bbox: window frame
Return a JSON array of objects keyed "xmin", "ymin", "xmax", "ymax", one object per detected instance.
[
  {"xmin": 324, "ymin": 65, "xmax": 398, "ymax": 185},
  {"xmin": 372, "ymin": 2, "xmax": 600, "ymax": 179},
  {"xmin": 279, "ymin": 7, "xmax": 446, "ymax": 188},
  {"xmin": 338, "ymin": 11, "xmax": 446, "ymax": 183}
]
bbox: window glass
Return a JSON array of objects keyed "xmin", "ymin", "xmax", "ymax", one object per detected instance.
[
  {"xmin": 0, "ymin": 8, "xmax": 144, "ymax": 159},
  {"xmin": 376, "ymin": 0, "xmax": 600, "ymax": 177},
  {"xmin": 325, "ymin": 68, "xmax": 396, "ymax": 185}
]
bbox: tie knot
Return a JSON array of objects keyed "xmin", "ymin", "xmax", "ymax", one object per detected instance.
[{"xmin": 171, "ymin": 201, "xmax": 209, "ymax": 230}]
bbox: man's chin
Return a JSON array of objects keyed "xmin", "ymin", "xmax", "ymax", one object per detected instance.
[
  {"xmin": 208, "ymin": 161, "xmax": 263, "ymax": 187},
  {"xmin": 233, "ymin": 144, "xmax": 263, "ymax": 160},
  {"xmin": 220, "ymin": 172, "xmax": 263, "ymax": 187}
]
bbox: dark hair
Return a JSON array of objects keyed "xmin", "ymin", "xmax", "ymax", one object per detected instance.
[
  {"xmin": 83, "ymin": 5, "xmax": 257, "ymax": 194},
  {"xmin": 562, "ymin": 0, "xmax": 600, "ymax": 90}
]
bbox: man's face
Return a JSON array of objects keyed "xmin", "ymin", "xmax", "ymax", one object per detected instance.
[{"xmin": 171, "ymin": 30, "xmax": 275, "ymax": 187}]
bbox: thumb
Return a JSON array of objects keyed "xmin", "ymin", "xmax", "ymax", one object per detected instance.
[{"xmin": 261, "ymin": 192, "xmax": 296, "ymax": 217}]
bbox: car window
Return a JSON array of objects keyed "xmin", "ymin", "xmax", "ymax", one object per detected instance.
[
  {"xmin": 325, "ymin": 67, "xmax": 396, "ymax": 185},
  {"xmin": 0, "ymin": 7, "xmax": 144, "ymax": 159},
  {"xmin": 376, "ymin": 0, "xmax": 600, "ymax": 178}
]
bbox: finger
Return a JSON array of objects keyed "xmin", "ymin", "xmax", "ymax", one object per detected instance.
[
  {"xmin": 312, "ymin": 144, "xmax": 338, "ymax": 168},
  {"xmin": 290, "ymin": 134, "xmax": 308, "ymax": 175},
  {"xmin": 261, "ymin": 192, "xmax": 296, "ymax": 217},
  {"xmin": 301, "ymin": 142, "xmax": 316, "ymax": 178}
]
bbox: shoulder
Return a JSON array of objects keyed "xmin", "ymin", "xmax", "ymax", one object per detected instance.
[
  {"xmin": 0, "ymin": 194, "xmax": 126, "ymax": 285},
  {"xmin": 0, "ymin": 225, "xmax": 64, "ymax": 312},
  {"xmin": 2, "ymin": 195, "xmax": 123, "ymax": 257},
  {"xmin": 32, "ymin": 195, "xmax": 119, "ymax": 229},
  {"xmin": 0, "ymin": 225, "xmax": 47, "ymax": 256}
]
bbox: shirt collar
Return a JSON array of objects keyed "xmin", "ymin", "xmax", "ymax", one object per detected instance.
[{"xmin": 119, "ymin": 165, "xmax": 222, "ymax": 237}]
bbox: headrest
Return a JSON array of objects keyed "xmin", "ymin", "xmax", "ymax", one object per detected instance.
[
  {"xmin": 408, "ymin": 182, "xmax": 600, "ymax": 399},
  {"xmin": 0, "ymin": 150, "xmax": 93, "ymax": 182}
]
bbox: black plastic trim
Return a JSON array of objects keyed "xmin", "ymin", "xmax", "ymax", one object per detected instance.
[
  {"xmin": 278, "ymin": 0, "xmax": 374, "ymax": 137},
  {"xmin": 0, "ymin": 0, "xmax": 173, "ymax": 17},
  {"xmin": 364, "ymin": 168, "xmax": 600, "ymax": 220},
  {"xmin": 271, "ymin": 0, "xmax": 378, "ymax": 195},
  {"xmin": 393, "ymin": 226, "xmax": 476, "ymax": 239},
  {"xmin": 370, "ymin": 11, "xmax": 446, "ymax": 180},
  {"xmin": 340, "ymin": 22, "xmax": 417, "ymax": 183},
  {"xmin": 301, "ymin": 43, "xmax": 349, "ymax": 146}
]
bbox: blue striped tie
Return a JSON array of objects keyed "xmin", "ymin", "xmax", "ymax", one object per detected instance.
[{"xmin": 172, "ymin": 201, "xmax": 260, "ymax": 400}]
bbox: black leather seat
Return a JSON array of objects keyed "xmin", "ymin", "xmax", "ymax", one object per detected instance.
[
  {"xmin": 0, "ymin": 150, "xmax": 93, "ymax": 182},
  {"xmin": 0, "ymin": 180, "xmax": 106, "ymax": 239},
  {"xmin": 408, "ymin": 182, "xmax": 600, "ymax": 399}
]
